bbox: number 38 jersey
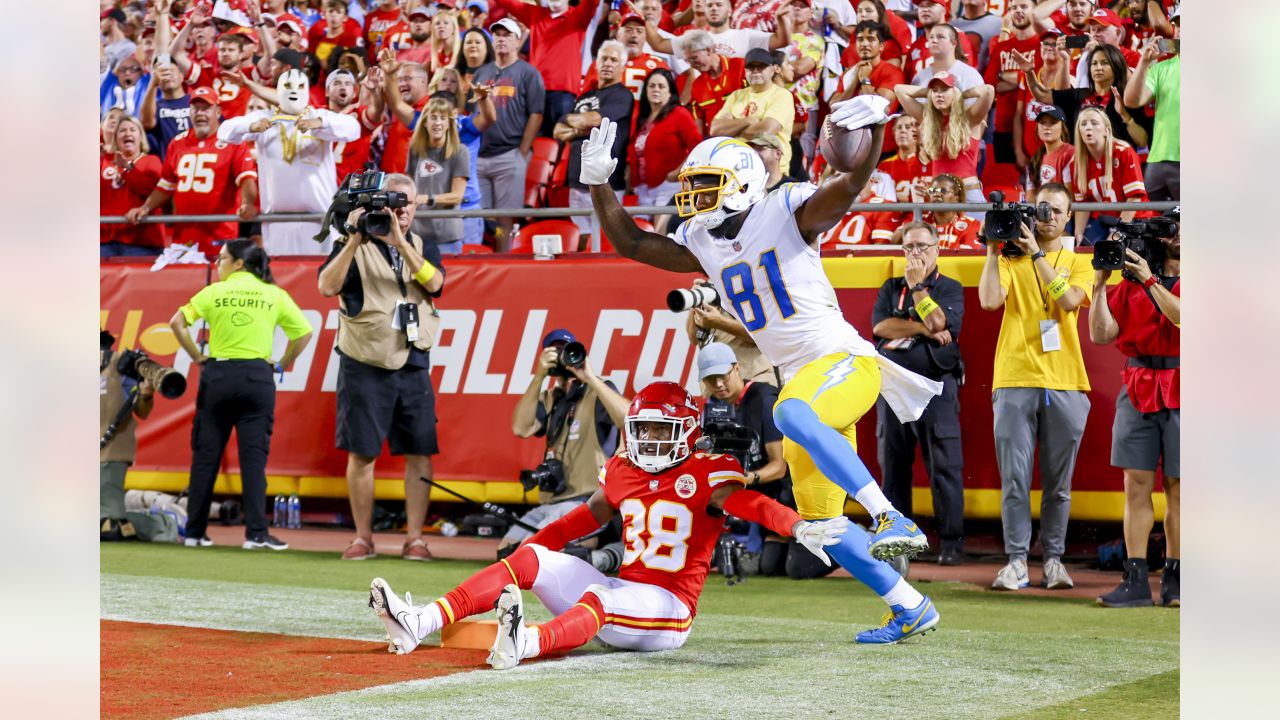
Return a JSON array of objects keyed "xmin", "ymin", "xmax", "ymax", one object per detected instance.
[
  {"xmin": 672, "ymin": 183, "xmax": 878, "ymax": 381},
  {"xmin": 600, "ymin": 452, "xmax": 747, "ymax": 616}
]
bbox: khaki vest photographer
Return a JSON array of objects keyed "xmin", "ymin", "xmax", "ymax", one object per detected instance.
[
  {"xmin": 538, "ymin": 384, "xmax": 609, "ymax": 503},
  {"xmin": 336, "ymin": 236, "xmax": 441, "ymax": 370}
]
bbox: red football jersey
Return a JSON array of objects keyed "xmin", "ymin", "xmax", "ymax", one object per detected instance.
[
  {"xmin": 925, "ymin": 212, "xmax": 984, "ymax": 251},
  {"xmin": 984, "ymin": 34, "xmax": 1042, "ymax": 133},
  {"xmin": 601, "ymin": 452, "xmax": 746, "ymax": 615},
  {"xmin": 100, "ymin": 153, "xmax": 167, "ymax": 248},
  {"xmin": 689, "ymin": 55, "xmax": 745, "ymax": 131},
  {"xmin": 184, "ymin": 62, "xmax": 257, "ymax": 119},
  {"xmin": 308, "ymin": 17, "xmax": 365, "ymax": 65},
  {"xmin": 1038, "ymin": 143, "xmax": 1074, "ymax": 188},
  {"xmin": 364, "ymin": 7, "xmax": 403, "ymax": 51},
  {"xmin": 156, "ymin": 130, "xmax": 257, "ymax": 253},
  {"xmin": 879, "ymin": 152, "xmax": 928, "ymax": 204},
  {"xmin": 1062, "ymin": 140, "xmax": 1148, "ymax": 217},
  {"xmin": 334, "ymin": 104, "xmax": 379, "ymax": 183},
  {"xmin": 582, "ymin": 54, "xmax": 670, "ymax": 102},
  {"xmin": 818, "ymin": 199, "xmax": 898, "ymax": 249}
]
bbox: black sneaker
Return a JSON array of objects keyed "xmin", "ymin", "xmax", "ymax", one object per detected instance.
[
  {"xmin": 243, "ymin": 534, "xmax": 289, "ymax": 551},
  {"xmin": 1160, "ymin": 559, "xmax": 1180, "ymax": 607},
  {"xmin": 937, "ymin": 546, "xmax": 965, "ymax": 566},
  {"xmin": 1097, "ymin": 558, "xmax": 1154, "ymax": 607}
]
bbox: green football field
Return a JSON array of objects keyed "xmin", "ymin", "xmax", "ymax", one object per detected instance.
[{"xmin": 101, "ymin": 543, "xmax": 1178, "ymax": 719}]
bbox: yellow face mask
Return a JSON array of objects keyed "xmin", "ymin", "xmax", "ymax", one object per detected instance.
[{"xmin": 674, "ymin": 167, "xmax": 735, "ymax": 218}]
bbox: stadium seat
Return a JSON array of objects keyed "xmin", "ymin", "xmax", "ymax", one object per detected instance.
[
  {"xmin": 981, "ymin": 143, "xmax": 1021, "ymax": 197},
  {"xmin": 510, "ymin": 219, "xmax": 581, "ymax": 255},
  {"xmin": 459, "ymin": 243, "xmax": 493, "ymax": 254},
  {"xmin": 524, "ymin": 139, "xmax": 560, "ymax": 208}
]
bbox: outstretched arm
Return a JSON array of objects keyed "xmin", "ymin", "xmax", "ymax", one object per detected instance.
[
  {"xmin": 712, "ymin": 485, "xmax": 850, "ymax": 566},
  {"xmin": 583, "ymin": 118, "xmax": 702, "ymax": 272},
  {"xmin": 794, "ymin": 96, "xmax": 891, "ymax": 243},
  {"xmin": 522, "ymin": 488, "xmax": 616, "ymax": 550}
]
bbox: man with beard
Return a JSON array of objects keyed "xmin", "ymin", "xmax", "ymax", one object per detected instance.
[
  {"xmin": 380, "ymin": 5, "xmax": 434, "ymax": 66},
  {"xmin": 582, "ymin": 13, "xmax": 669, "ymax": 102},
  {"xmin": 325, "ymin": 69, "xmax": 387, "ymax": 183}
]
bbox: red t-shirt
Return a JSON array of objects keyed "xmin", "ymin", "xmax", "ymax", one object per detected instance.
[
  {"xmin": 1038, "ymin": 143, "xmax": 1074, "ymax": 188},
  {"xmin": 1015, "ymin": 71, "xmax": 1055, "ymax": 158},
  {"xmin": 1062, "ymin": 140, "xmax": 1148, "ymax": 216},
  {"xmin": 817, "ymin": 199, "xmax": 898, "ymax": 248},
  {"xmin": 1109, "ymin": 278, "xmax": 1180, "ymax": 412},
  {"xmin": 582, "ymin": 54, "xmax": 670, "ymax": 101},
  {"xmin": 380, "ymin": 94, "xmax": 429, "ymax": 173},
  {"xmin": 925, "ymin": 212, "xmax": 983, "ymax": 250},
  {"xmin": 689, "ymin": 55, "xmax": 745, "ymax": 130},
  {"xmin": 156, "ymin": 130, "xmax": 257, "ymax": 253},
  {"xmin": 363, "ymin": 7, "xmax": 403, "ymax": 52},
  {"xmin": 496, "ymin": 0, "xmax": 599, "ymax": 94},
  {"xmin": 183, "ymin": 62, "xmax": 260, "ymax": 119},
  {"xmin": 601, "ymin": 452, "xmax": 746, "ymax": 616},
  {"xmin": 100, "ymin": 153, "xmax": 167, "ymax": 248},
  {"xmin": 629, "ymin": 106, "xmax": 703, "ymax": 189},
  {"xmin": 984, "ymin": 34, "xmax": 1042, "ymax": 133},
  {"xmin": 928, "ymin": 134, "xmax": 981, "ymax": 180},
  {"xmin": 334, "ymin": 104, "xmax": 379, "ymax": 184},
  {"xmin": 307, "ymin": 17, "xmax": 365, "ymax": 66}
]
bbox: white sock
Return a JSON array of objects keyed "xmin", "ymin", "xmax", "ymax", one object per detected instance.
[
  {"xmin": 521, "ymin": 625, "xmax": 541, "ymax": 660},
  {"xmin": 881, "ymin": 578, "xmax": 924, "ymax": 610},
  {"xmin": 417, "ymin": 601, "xmax": 444, "ymax": 640},
  {"xmin": 853, "ymin": 483, "xmax": 895, "ymax": 518}
]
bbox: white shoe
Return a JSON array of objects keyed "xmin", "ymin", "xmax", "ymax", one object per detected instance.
[
  {"xmin": 369, "ymin": 578, "xmax": 422, "ymax": 654},
  {"xmin": 1042, "ymin": 558, "xmax": 1075, "ymax": 589},
  {"xmin": 184, "ymin": 535, "xmax": 213, "ymax": 547},
  {"xmin": 992, "ymin": 558, "xmax": 1030, "ymax": 591},
  {"xmin": 488, "ymin": 584, "xmax": 527, "ymax": 670}
]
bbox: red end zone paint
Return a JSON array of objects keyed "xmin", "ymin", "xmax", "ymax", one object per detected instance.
[{"xmin": 101, "ymin": 620, "xmax": 486, "ymax": 720}]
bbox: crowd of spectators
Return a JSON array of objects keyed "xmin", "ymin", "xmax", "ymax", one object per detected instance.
[{"xmin": 100, "ymin": 0, "xmax": 1181, "ymax": 258}]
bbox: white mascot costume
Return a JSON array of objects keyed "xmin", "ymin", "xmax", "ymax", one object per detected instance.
[{"xmin": 218, "ymin": 69, "xmax": 360, "ymax": 255}]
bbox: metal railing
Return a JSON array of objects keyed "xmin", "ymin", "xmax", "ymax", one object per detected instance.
[{"xmin": 100, "ymin": 201, "xmax": 1179, "ymax": 252}]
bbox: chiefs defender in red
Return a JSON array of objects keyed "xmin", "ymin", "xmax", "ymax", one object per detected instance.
[{"xmin": 369, "ymin": 382, "xmax": 849, "ymax": 668}]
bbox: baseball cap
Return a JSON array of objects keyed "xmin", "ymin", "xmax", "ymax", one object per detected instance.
[
  {"xmin": 408, "ymin": 5, "xmax": 432, "ymax": 18},
  {"xmin": 743, "ymin": 47, "xmax": 775, "ymax": 68},
  {"xmin": 926, "ymin": 71, "xmax": 956, "ymax": 90},
  {"xmin": 490, "ymin": 17, "xmax": 522, "ymax": 38},
  {"xmin": 436, "ymin": 0, "xmax": 458, "ymax": 8},
  {"xmin": 189, "ymin": 86, "xmax": 220, "ymax": 107},
  {"xmin": 273, "ymin": 48, "xmax": 305, "ymax": 68},
  {"xmin": 102, "ymin": 8, "xmax": 127, "ymax": 24},
  {"xmin": 326, "ymin": 69, "xmax": 357, "ymax": 89},
  {"xmin": 1085, "ymin": 8, "xmax": 1123, "ymax": 29},
  {"xmin": 219, "ymin": 27, "xmax": 255, "ymax": 44},
  {"xmin": 747, "ymin": 133, "xmax": 786, "ymax": 152},
  {"xmin": 277, "ymin": 18, "xmax": 303, "ymax": 35},
  {"xmin": 1039, "ymin": 28, "xmax": 1063, "ymax": 43},
  {"xmin": 1169, "ymin": 4, "xmax": 1180, "ymax": 23},
  {"xmin": 697, "ymin": 343, "xmax": 738, "ymax": 380},
  {"xmin": 1035, "ymin": 105, "xmax": 1067, "ymax": 124},
  {"xmin": 466, "ymin": 0, "xmax": 489, "ymax": 11},
  {"xmin": 618, "ymin": 11, "xmax": 646, "ymax": 26},
  {"xmin": 542, "ymin": 328, "xmax": 577, "ymax": 348}
]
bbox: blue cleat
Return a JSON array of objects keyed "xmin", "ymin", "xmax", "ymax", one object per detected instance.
[
  {"xmin": 856, "ymin": 596, "xmax": 939, "ymax": 645},
  {"xmin": 868, "ymin": 510, "xmax": 929, "ymax": 560}
]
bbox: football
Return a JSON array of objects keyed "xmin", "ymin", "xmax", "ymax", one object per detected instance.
[{"xmin": 819, "ymin": 117, "xmax": 875, "ymax": 174}]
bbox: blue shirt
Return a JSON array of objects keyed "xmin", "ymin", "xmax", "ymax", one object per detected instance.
[
  {"xmin": 148, "ymin": 94, "xmax": 192, "ymax": 161},
  {"xmin": 458, "ymin": 115, "xmax": 482, "ymax": 208}
]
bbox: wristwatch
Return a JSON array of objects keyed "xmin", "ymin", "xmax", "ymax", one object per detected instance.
[
  {"xmin": 1143, "ymin": 275, "xmax": 1159, "ymax": 289},
  {"xmin": 1030, "ymin": 250, "xmax": 1046, "ymax": 262},
  {"xmin": 910, "ymin": 282, "xmax": 928, "ymax": 293}
]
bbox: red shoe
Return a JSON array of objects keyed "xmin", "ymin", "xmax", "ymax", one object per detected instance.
[
  {"xmin": 402, "ymin": 538, "xmax": 432, "ymax": 561},
  {"xmin": 342, "ymin": 537, "xmax": 376, "ymax": 560}
]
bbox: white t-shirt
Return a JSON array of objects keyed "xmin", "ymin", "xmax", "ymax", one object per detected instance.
[{"xmin": 671, "ymin": 27, "xmax": 772, "ymax": 60}]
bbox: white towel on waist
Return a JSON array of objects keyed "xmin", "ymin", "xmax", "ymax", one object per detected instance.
[{"xmin": 876, "ymin": 355, "xmax": 943, "ymax": 423}]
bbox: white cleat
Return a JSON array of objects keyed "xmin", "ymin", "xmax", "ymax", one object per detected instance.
[
  {"xmin": 488, "ymin": 584, "xmax": 527, "ymax": 670},
  {"xmin": 369, "ymin": 577, "xmax": 422, "ymax": 655}
]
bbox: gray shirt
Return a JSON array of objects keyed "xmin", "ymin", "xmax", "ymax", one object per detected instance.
[
  {"xmin": 951, "ymin": 12, "xmax": 1004, "ymax": 72},
  {"xmin": 409, "ymin": 144, "xmax": 471, "ymax": 244},
  {"xmin": 473, "ymin": 59, "xmax": 546, "ymax": 157}
]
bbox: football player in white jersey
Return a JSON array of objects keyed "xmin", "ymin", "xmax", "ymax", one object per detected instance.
[{"xmin": 583, "ymin": 95, "xmax": 943, "ymax": 643}]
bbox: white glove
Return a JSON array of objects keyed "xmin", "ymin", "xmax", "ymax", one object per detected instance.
[
  {"xmin": 792, "ymin": 516, "xmax": 851, "ymax": 567},
  {"xmin": 578, "ymin": 116, "xmax": 619, "ymax": 186},
  {"xmin": 828, "ymin": 95, "xmax": 899, "ymax": 131}
]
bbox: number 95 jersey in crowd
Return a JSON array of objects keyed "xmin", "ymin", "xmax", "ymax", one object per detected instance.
[
  {"xmin": 671, "ymin": 182, "xmax": 878, "ymax": 381},
  {"xmin": 600, "ymin": 452, "xmax": 747, "ymax": 616}
]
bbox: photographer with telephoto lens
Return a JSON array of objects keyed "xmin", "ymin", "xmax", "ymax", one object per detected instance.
[
  {"xmin": 318, "ymin": 172, "xmax": 446, "ymax": 562},
  {"xmin": 504, "ymin": 329, "xmax": 630, "ymax": 559},
  {"xmin": 1089, "ymin": 207, "xmax": 1181, "ymax": 608},
  {"xmin": 978, "ymin": 183, "xmax": 1094, "ymax": 592},
  {"xmin": 677, "ymin": 279, "xmax": 779, "ymax": 387}
]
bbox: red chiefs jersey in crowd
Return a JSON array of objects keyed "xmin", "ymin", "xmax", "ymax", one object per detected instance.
[
  {"xmin": 601, "ymin": 452, "xmax": 746, "ymax": 616},
  {"xmin": 184, "ymin": 62, "xmax": 259, "ymax": 119},
  {"xmin": 334, "ymin": 104, "xmax": 380, "ymax": 183},
  {"xmin": 817, "ymin": 198, "xmax": 898, "ymax": 248},
  {"xmin": 879, "ymin": 151, "xmax": 928, "ymax": 203},
  {"xmin": 100, "ymin": 154, "xmax": 167, "ymax": 248},
  {"xmin": 156, "ymin": 131, "xmax": 257, "ymax": 253},
  {"xmin": 1062, "ymin": 140, "xmax": 1148, "ymax": 217},
  {"xmin": 925, "ymin": 212, "xmax": 984, "ymax": 251},
  {"xmin": 363, "ymin": 6, "xmax": 403, "ymax": 50},
  {"xmin": 581, "ymin": 54, "xmax": 670, "ymax": 102},
  {"xmin": 688, "ymin": 55, "xmax": 745, "ymax": 131},
  {"xmin": 984, "ymin": 34, "xmax": 1042, "ymax": 133},
  {"xmin": 1038, "ymin": 144, "xmax": 1074, "ymax": 188}
]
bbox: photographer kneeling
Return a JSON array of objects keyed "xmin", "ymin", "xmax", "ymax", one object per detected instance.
[
  {"xmin": 318, "ymin": 172, "xmax": 446, "ymax": 562},
  {"xmin": 1089, "ymin": 208, "xmax": 1181, "ymax": 608},
  {"xmin": 698, "ymin": 343, "xmax": 830, "ymax": 579},
  {"xmin": 503, "ymin": 329, "xmax": 629, "ymax": 561}
]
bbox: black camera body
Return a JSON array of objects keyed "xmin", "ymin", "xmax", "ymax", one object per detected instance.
[
  {"xmin": 1092, "ymin": 216, "xmax": 1177, "ymax": 281},
  {"xmin": 697, "ymin": 403, "xmax": 756, "ymax": 467},
  {"xmin": 983, "ymin": 191, "xmax": 1053, "ymax": 257},
  {"xmin": 520, "ymin": 458, "xmax": 568, "ymax": 496},
  {"xmin": 546, "ymin": 341, "xmax": 587, "ymax": 378},
  {"xmin": 112, "ymin": 345, "xmax": 187, "ymax": 399},
  {"xmin": 347, "ymin": 170, "xmax": 409, "ymax": 237}
]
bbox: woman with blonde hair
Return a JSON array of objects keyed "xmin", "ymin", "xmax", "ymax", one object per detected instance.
[
  {"xmin": 428, "ymin": 66, "xmax": 468, "ymax": 114},
  {"xmin": 429, "ymin": 8, "xmax": 462, "ymax": 75},
  {"xmin": 895, "ymin": 74, "xmax": 994, "ymax": 207},
  {"xmin": 408, "ymin": 95, "xmax": 471, "ymax": 254},
  {"xmin": 1063, "ymin": 106, "xmax": 1148, "ymax": 246}
]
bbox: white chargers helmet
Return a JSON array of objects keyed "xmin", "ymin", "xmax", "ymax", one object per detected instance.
[{"xmin": 675, "ymin": 137, "xmax": 768, "ymax": 231}]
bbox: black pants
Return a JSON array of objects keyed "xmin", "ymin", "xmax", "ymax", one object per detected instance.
[
  {"xmin": 876, "ymin": 376, "xmax": 965, "ymax": 551},
  {"xmin": 186, "ymin": 360, "xmax": 275, "ymax": 540}
]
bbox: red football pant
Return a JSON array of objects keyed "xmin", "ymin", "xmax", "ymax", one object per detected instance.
[{"xmin": 536, "ymin": 593, "xmax": 605, "ymax": 656}]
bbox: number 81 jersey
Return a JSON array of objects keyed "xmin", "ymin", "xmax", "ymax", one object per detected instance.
[
  {"xmin": 671, "ymin": 182, "xmax": 878, "ymax": 381},
  {"xmin": 601, "ymin": 452, "xmax": 747, "ymax": 616}
]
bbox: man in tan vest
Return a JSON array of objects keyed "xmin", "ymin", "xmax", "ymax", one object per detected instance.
[
  {"xmin": 318, "ymin": 172, "xmax": 446, "ymax": 561},
  {"xmin": 501, "ymin": 329, "xmax": 630, "ymax": 558},
  {"xmin": 683, "ymin": 278, "xmax": 779, "ymax": 387}
]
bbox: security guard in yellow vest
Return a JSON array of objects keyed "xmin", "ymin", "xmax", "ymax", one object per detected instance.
[
  {"xmin": 501, "ymin": 329, "xmax": 630, "ymax": 556},
  {"xmin": 170, "ymin": 239, "xmax": 314, "ymax": 550},
  {"xmin": 317, "ymin": 173, "xmax": 446, "ymax": 562}
]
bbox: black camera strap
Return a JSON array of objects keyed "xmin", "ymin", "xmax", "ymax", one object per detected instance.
[
  {"xmin": 100, "ymin": 383, "xmax": 140, "ymax": 450},
  {"xmin": 547, "ymin": 390, "xmax": 581, "ymax": 462}
]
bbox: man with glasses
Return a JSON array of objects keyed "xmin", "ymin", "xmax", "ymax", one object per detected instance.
[{"xmin": 871, "ymin": 221, "xmax": 967, "ymax": 565}]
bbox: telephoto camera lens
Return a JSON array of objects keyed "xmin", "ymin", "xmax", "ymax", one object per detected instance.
[{"xmin": 667, "ymin": 285, "xmax": 720, "ymax": 312}]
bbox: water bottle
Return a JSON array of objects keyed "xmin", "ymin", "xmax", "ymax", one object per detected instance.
[
  {"xmin": 287, "ymin": 493, "xmax": 302, "ymax": 529},
  {"xmin": 273, "ymin": 495, "xmax": 286, "ymax": 528}
]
